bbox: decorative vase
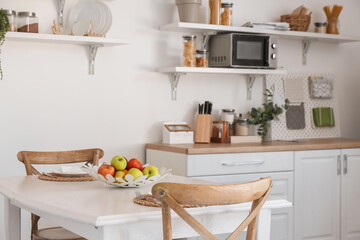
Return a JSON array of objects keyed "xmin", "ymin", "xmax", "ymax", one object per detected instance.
[{"xmin": 262, "ymin": 122, "xmax": 272, "ymax": 142}]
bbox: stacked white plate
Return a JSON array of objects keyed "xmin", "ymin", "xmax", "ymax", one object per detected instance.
[{"xmin": 68, "ymin": 0, "xmax": 112, "ymax": 36}]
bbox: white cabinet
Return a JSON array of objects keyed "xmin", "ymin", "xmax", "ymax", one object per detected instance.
[
  {"xmin": 294, "ymin": 148, "xmax": 360, "ymax": 240},
  {"xmin": 294, "ymin": 149, "xmax": 341, "ymax": 240},
  {"xmin": 146, "ymin": 149, "xmax": 294, "ymax": 240},
  {"xmin": 341, "ymin": 149, "xmax": 360, "ymax": 240}
]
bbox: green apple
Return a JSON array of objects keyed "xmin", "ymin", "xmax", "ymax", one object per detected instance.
[
  {"xmin": 128, "ymin": 168, "xmax": 144, "ymax": 180},
  {"xmin": 111, "ymin": 155, "xmax": 127, "ymax": 171},
  {"xmin": 143, "ymin": 165, "xmax": 159, "ymax": 179},
  {"xmin": 114, "ymin": 171, "xmax": 125, "ymax": 183}
]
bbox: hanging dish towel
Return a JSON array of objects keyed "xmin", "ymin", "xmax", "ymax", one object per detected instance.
[
  {"xmin": 286, "ymin": 103, "xmax": 305, "ymax": 130},
  {"xmin": 284, "ymin": 77, "xmax": 305, "ymax": 103},
  {"xmin": 312, "ymin": 107, "xmax": 335, "ymax": 127},
  {"xmin": 310, "ymin": 79, "xmax": 333, "ymax": 99}
]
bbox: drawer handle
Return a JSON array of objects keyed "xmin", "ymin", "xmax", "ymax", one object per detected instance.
[{"xmin": 222, "ymin": 161, "xmax": 265, "ymax": 166}]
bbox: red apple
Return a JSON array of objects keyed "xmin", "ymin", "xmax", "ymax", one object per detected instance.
[
  {"xmin": 126, "ymin": 158, "xmax": 143, "ymax": 170},
  {"xmin": 98, "ymin": 163, "xmax": 115, "ymax": 179}
]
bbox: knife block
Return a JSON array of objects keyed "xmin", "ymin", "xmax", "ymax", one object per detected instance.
[{"xmin": 194, "ymin": 114, "xmax": 212, "ymax": 143}]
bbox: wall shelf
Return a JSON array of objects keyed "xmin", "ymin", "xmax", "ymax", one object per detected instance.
[
  {"xmin": 5, "ymin": 32, "xmax": 130, "ymax": 74},
  {"xmin": 160, "ymin": 22, "xmax": 360, "ymax": 43},
  {"xmin": 158, "ymin": 67, "xmax": 287, "ymax": 100}
]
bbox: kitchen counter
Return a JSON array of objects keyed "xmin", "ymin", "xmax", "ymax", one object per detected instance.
[{"xmin": 146, "ymin": 138, "xmax": 360, "ymax": 154}]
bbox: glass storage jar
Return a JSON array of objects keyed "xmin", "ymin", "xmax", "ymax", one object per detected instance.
[
  {"xmin": 195, "ymin": 49, "xmax": 208, "ymax": 67},
  {"xmin": 2, "ymin": 9, "xmax": 17, "ymax": 32},
  {"xmin": 211, "ymin": 121, "xmax": 231, "ymax": 143},
  {"xmin": 221, "ymin": 3, "xmax": 233, "ymax": 26},
  {"xmin": 209, "ymin": 0, "xmax": 221, "ymax": 25},
  {"xmin": 221, "ymin": 109, "xmax": 235, "ymax": 136},
  {"xmin": 182, "ymin": 35, "xmax": 196, "ymax": 67},
  {"xmin": 235, "ymin": 115, "xmax": 250, "ymax": 136},
  {"xmin": 314, "ymin": 22, "xmax": 327, "ymax": 34},
  {"xmin": 17, "ymin": 12, "xmax": 39, "ymax": 33}
]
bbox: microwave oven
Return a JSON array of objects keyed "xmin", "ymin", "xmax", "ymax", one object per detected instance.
[{"xmin": 209, "ymin": 33, "xmax": 278, "ymax": 69}]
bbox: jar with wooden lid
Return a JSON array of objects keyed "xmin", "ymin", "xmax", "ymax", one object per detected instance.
[
  {"xmin": 2, "ymin": 9, "xmax": 17, "ymax": 32},
  {"xmin": 182, "ymin": 35, "xmax": 196, "ymax": 67},
  {"xmin": 195, "ymin": 49, "xmax": 208, "ymax": 67},
  {"xmin": 17, "ymin": 12, "xmax": 38, "ymax": 33},
  {"xmin": 221, "ymin": 3, "xmax": 233, "ymax": 26}
]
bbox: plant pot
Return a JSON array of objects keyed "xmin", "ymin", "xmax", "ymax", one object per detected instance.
[
  {"xmin": 175, "ymin": 0, "xmax": 202, "ymax": 23},
  {"xmin": 262, "ymin": 122, "xmax": 272, "ymax": 142}
]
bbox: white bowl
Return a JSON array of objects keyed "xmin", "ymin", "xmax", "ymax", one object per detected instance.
[{"xmin": 82, "ymin": 164, "xmax": 172, "ymax": 188}]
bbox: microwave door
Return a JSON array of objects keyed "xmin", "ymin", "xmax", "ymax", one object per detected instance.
[{"xmin": 231, "ymin": 35, "xmax": 269, "ymax": 68}]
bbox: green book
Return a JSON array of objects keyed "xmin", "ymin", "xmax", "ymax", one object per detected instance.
[{"xmin": 313, "ymin": 107, "xmax": 335, "ymax": 127}]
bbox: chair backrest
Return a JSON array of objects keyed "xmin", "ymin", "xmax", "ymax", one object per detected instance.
[
  {"xmin": 17, "ymin": 148, "xmax": 104, "ymax": 175},
  {"xmin": 152, "ymin": 177, "xmax": 272, "ymax": 240}
]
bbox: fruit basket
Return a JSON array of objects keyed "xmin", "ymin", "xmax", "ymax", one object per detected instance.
[{"xmin": 82, "ymin": 164, "xmax": 172, "ymax": 188}]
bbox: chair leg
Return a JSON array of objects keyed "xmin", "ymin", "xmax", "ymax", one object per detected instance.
[
  {"xmin": 162, "ymin": 202, "xmax": 172, "ymax": 240},
  {"xmin": 246, "ymin": 199, "xmax": 260, "ymax": 240}
]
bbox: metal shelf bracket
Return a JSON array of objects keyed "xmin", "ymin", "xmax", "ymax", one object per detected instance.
[
  {"xmin": 302, "ymin": 39, "xmax": 317, "ymax": 65},
  {"xmin": 171, "ymin": 73, "xmax": 185, "ymax": 100},
  {"xmin": 247, "ymin": 75, "xmax": 257, "ymax": 100},
  {"xmin": 89, "ymin": 44, "xmax": 103, "ymax": 75},
  {"xmin": 57, "ymin": 0, "xmax": 65, "ymax": 27},
  {"xmin": 201, "ymin": 31, "xmax": 217, "ymax": 50}
]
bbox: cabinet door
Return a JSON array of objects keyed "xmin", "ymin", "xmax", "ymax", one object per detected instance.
[
  {"xmin": 294, "ymin": 150, "xmax": 341, "ymax": 240},
  {"xmin": 193, "ymin": 171, "xmax": 294, "ymax": 240},
  {"xmin": 341, "ymin": 148, "xmax": 360, "ymax": 240}
]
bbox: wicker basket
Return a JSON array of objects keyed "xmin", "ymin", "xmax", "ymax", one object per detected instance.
[{"xmin": 281, "ymin": 14, "xmax": 311, "ymax": 32}]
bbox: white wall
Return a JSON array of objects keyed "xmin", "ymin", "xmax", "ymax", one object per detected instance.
[{"xmin": 0, "ymin": 0, "xmax": 360, "ymax": 239}]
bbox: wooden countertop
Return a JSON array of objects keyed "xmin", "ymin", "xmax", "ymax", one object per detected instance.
[{"xmin": 146, "ymin": 138, "xmax": 360, "ymax": 154}]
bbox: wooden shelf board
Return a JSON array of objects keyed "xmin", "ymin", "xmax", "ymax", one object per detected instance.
[
  {"xmin": 160, "ymin": 22, "xmax": 360, "ymax": 43},
  {"xmin": 158, "ymin": 67, "xmax": 287, "ymax": 75},
  {"xmin": 5, "ymin": 32, "xmax": 130, "ymax": 46}
]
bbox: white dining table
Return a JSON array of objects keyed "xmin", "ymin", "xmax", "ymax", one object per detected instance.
[{"xmin": 0, "ymin": 175, "xmax": 291, "ymax": 240}]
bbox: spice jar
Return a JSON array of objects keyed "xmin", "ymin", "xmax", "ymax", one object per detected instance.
[
  {"xmin": 195, "ymin": 49, "xmax": 208, "ymax": 67},
  {"xmin": 17, "ymin": 12, "xmax": 39, "ymax": 33},
  {"xmin": 182, "ymin": 35, "xmax": 196, "ymax": 67},
  {"xmin": 211, "ymin": 121, "xmax": 231, "ymax": 143},
  {"xmin": 2, "ymin": 10, "xmax": 17, "ymax": 32},
  {"xmin": 235, "ymin": 115, "xmax": 250, "ymax": 136},
  {"xmin": 314, "ymin": 22, "xmax": 327, "ymax": 34},
  {"xmin": 221, "ymin": 3, "xmax": 233, "ymax": 26},
  {"xmin": 209, "ymin": 0, "xmax": 221, "ymax": 25}
]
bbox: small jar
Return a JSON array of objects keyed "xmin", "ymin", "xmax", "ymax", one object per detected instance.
[
  {"xmin": 17, "ymin": 12, "xmax": 39, "ymax": 33},
  {"xmin": 221, "ymin": 3, "xmax": 233, "ymax": 26},
  {"xmin": 235, "ymin": 116, "xmax": 250, "ymax": 136},
  {"xmin": 2, "ymin": 9, "xmax": 17, "ymax": 32},
  {"xmin": 195, "ymin": 49, "xmax": 208, "ymax": 67},
  {"xmin": 314, "ymin": 22, "xmax": 327, "ymax": 34},
  {"xmin": 182, "ymin": 35, "xmax": 196, "ymax": 67}
]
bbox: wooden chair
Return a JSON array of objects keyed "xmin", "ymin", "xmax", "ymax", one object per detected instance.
[
  {"xmin": 152, "ymin": 177, "xmax": 272, "ymax": 240},
  {"xmin": 17, "ymin": 148, "xmax": 104, "ymax": 240}
]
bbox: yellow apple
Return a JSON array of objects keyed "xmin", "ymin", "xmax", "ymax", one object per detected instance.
[
  {"xmin": 128, "ymin": 168, "xmax": 143, "ymax": 180},
  {"xmin": 114, "ymin": 171, "xmax": 125, "ymax": 183},
  {"xmin": 143, "ymin": 165, "xmax": 159, "ymax": 179},
  {"xmin": 111, "ymin": 155, "xmax": 127, "ymax": 171}
]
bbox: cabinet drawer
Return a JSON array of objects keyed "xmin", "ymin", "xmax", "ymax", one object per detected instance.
[
  {"xmin": 192, "ymin": 171, "xmax": 294, "ymax": 202},
  {"xmin": 187, "ymin": 151, "xmax": 293, "ymax": 176}
]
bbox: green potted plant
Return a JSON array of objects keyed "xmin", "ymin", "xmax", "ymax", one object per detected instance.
[
  {"xmin": 0, "ymin": 9, "xmax": 10, "ymax": 80},
  {"xmin": 248, "ymin": 88, "xmax": 289, "ymax": 141}
]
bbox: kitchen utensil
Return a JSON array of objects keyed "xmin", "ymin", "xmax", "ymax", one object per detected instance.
[{"xmin": 42, "ymin": 172, "xmax": 57, "ymax": 179}]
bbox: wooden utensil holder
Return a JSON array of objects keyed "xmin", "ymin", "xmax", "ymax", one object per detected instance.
[{"xmin": 194, "ymin": 114, "xmax": 212, "ymax": 143}]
